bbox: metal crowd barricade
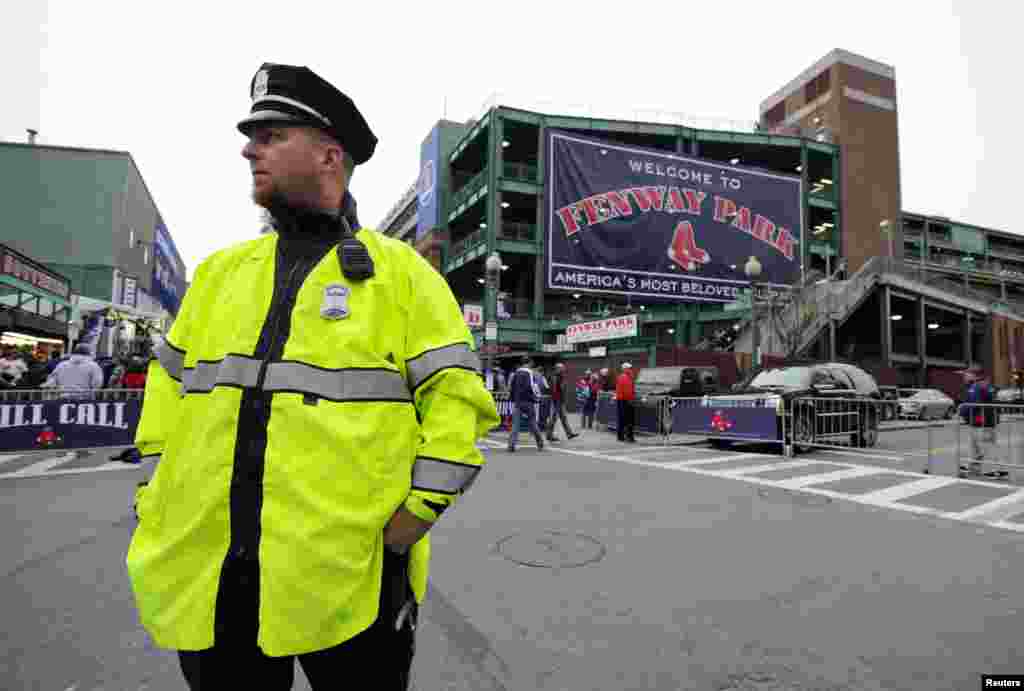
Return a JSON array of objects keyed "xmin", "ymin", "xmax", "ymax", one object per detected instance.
[
  {"xmin": 786, "ymin": 396, "xmax": 956, "ymax": 469},
  {"xmin": 491, "ymin": 391, "xmax": 552, "ymax": 432},
  {"xmin": 0, "ymin": 388, "xmax": 145, "ymax": 403},
  {"xmin": 659, "ymin": 395, "xmax": 938, "ymax": 460},
  {"xmin": 786, "ymin": 397, "xmax": 880, "ymax": 453},
  {"xmin": 955, "ymin": 402, "xmax": 1024, "ymax": 480}
]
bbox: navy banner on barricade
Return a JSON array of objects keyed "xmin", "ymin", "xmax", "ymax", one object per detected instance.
[
  {"xmin": 671, "ymin": 399, "xmax": 779, "ymax": 442},
  {"xmin": 0, "ymin": 393, "xmax": 141, "ymax": 452},
  {"xmin": 545, "ymin": 130, "xmax": 803, "ymax": 303}
]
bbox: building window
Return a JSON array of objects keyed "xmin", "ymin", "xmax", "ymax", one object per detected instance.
[
  {"xmin": 804, "ymin": 70, "xmax": 831, "ymax": 103},
  {"xmin": 764, "ymin": 102, "xmax": 785, "ymax": 127}
]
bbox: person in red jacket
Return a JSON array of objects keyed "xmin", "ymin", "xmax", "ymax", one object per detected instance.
[
  {"xmin": 122, "ymin": 357, "xmax": 148, "ymax": 389},
  {"xmin": 615, "ymin": 363, "xmax": 637, "ymax": 442}
]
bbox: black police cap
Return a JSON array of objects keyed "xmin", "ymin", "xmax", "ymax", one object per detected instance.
[{"xmin": 237, "ymin": 62, "xmax": 378, "ymax": 165}]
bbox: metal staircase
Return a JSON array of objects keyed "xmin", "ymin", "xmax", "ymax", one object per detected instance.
[{"xmin": 734, "ymin": 256, "xmax": 1019, "ymax": 360}]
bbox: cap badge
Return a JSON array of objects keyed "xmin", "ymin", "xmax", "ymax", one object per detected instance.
[
  {"xmin": 253, "ymin": 69, "xmax": 269, "ymax": 100},
  {"xmin": 320, "ymin": 283, "xmax": 350, "ymax": 320}
]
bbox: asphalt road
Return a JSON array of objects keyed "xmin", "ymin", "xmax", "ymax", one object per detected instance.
[{"xmin": 4, "ymin": 421, "xmax": 1024, "ymax": 689}]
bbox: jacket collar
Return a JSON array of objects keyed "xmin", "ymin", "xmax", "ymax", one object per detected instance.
[{"xmin": 265, "ymin": 190, "xmax": 361, "ymax": 237}]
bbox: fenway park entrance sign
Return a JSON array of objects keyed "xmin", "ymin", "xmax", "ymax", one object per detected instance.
[{"xmin": 565, "ymin": 315, "xmax": 638, "ymax": 344}]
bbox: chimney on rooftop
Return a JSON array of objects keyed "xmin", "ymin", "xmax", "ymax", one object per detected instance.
[{"xmin": 26, "ymin": 129, "xmax": 38, "ymax": 145}]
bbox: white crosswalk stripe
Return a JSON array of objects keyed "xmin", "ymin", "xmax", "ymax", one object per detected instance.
[
  {"xmin": 0, "ymin": 453, "xmax": 27, "ymax": 468},
  {"xmin": 712, "ymin": 459, "xmax": 818, "ymax": 476},
  {"xmin": 489, "ymin": 435, "xmax": 1024, "ymax": 534},
  {"xmin": 664, "ymin": 453, "xmax": 773, "ymax": 468},
  {"xmin": 946, "ymin": 488, "xmax": 1024, "ymax": 521},
  {"xmin": 857, "ymin": 476, "xmax": 958, "ymax": 505},
  {"xmin": 6, "ymin": 453, "xmax": 79, "ymax": 478},
  {"xmin": 776, "ymin": 465, "xmax": 881, "ymax": 489},
  {"xmin": 0, "ymin": 447, "xmax": 144, "ymax": 481}
]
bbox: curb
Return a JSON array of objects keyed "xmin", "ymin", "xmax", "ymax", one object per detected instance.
[{"xmin": 881, "ymin": 421, "xmax": 961, "ymax": 432}]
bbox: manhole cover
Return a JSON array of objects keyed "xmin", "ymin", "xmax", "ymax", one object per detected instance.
[
  {"xmin": 757, "ymin": 487, "xmax": 832, "ymax": 507},
  {"xmin": 496, "ymin": 530, "xmax": 606, "ymax": 568}
]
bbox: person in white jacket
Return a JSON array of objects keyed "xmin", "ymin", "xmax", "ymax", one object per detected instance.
[{"xmin": 44, "ymin": 344, "xmax": 103, "ymax": 398}]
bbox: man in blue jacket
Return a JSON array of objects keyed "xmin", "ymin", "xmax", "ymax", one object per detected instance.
[
  {"xmin": 959, "ymin": 370, "xmax": 1007, "ymax": 479},
  {"xmin": 507, "ymin": 357, "xmax": 545, "ymax": 452}
]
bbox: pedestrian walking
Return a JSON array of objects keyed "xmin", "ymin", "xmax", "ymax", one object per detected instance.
[
  {"xmin": 959, "ymin": 369, "xmax": 1006, "ymax": 479},
  {"xmin": 25, "ymin": 352, "xmax": 50, "ymax": 389},
  {"xmin": 122, "ymin": 357, "xmax": 148, "ymax": 389},
  {"xmin": 43, "ymin": 349, "xmax": 65, "ymax": 376},
  {"xmin": 615, "ymin": 363, "xmax": 637, "ymax": 442},
  {"xmin": 42, "ymin": 344, "xmax": 103, "ymax": 399},
  {"xmin": 582, "ymin": 372, "xmax": 600, "ymax": 429},
  {"xmin": 508, "ymin": 357, "xmax": 545, "ymax": 452},
  {"xmin": 0, "ymin": 346, "xmax": 28, "ymax": 389},
  {"xmin": 126, "ymin": 62, "xmax": 499, "ymax": 691},
  {"xmin": 545, "ymin": 362, "xmax": 579, "ymax": 442},
  {"xmin": 575, "ymin": 370, "xmax": 590, "ymax": 408},
  {"xmin": 534, "ymin": 366, "xmax": 552, "ymax": 432}
]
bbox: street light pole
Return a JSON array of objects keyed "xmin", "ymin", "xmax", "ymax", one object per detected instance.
[
  {"xmin": 745, "ymin": 255, "xmax": 763, "ymax": 368},
  {"xmin": 484, "ymin": 251, "xmax": 503, "ymax": 390},
  {"xmin": 880, "ymin": 219, "xmax": 893, "ymax": 265}
]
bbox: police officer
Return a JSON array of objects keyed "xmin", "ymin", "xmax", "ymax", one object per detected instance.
[{"xmin": 126, "ymin": 63, "xmax": 500, "ymax": 690}]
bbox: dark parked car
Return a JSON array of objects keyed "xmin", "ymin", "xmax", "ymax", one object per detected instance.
[{"xmin": 707, "ymin": 360, "xmax": 882, "ymax": 452}]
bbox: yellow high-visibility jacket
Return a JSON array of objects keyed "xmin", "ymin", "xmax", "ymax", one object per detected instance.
[{"xmin": 126, "ymin": 226, "xmax": 499, "ymax": 656}]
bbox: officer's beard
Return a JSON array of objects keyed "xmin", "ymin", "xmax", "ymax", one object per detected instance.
[{"xmin": 253, "ymin": 173, "xmax": 336, "ymax": 218}]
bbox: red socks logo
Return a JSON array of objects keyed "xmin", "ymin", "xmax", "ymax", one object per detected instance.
[{"xmin": 668, "ymin": 221, "xmax": 710, "ymax": 271}]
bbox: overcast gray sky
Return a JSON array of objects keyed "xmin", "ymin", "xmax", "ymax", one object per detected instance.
[{"xmin": 3, "ymin": 1, "xmax": 1017, "ymax": 280}]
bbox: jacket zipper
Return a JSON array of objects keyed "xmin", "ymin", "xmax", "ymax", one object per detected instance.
[
  {"xmin": 256, "ymin": 260, "xmax": 303, "ymax": 392},
  {"xmin": 235, "ymin": 259, "xmax": 303, "ymax": 562}
]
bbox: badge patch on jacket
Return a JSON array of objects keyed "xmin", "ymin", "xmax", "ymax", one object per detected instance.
[{"xmin": 321, "ymin": 284, "xmax": 351, "ymax": 320}]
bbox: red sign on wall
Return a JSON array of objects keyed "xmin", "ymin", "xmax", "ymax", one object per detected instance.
[{"xmin": 1, "ymin": 247, "xmax": 70, "ymax": 299}]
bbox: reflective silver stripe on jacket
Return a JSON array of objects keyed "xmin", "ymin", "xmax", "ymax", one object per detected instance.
[
  {"xmin": 406, "ymin": 343, "xmax": 480, "ymax": 391},
  {"xmin": 182, "ymin": 355, "xmax": 262, "ymax": 393},
  {"xmin": 155, "ymin": 339, "xmax": 185, "ymax": 381},
  {"xmin": 263, "ymin": 362, "xmax": 412, "ymax": 402},
  {"xmin": 411, "ymin": 456, "xmax": 480, "ymax": 495}
]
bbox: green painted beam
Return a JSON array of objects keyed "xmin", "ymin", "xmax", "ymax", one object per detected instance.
[
  {"xmin": 808, "ymin": 141, "xmax": 838, "ymax": 155},
  {"xmin": 498, "ymin": 108, "xmax": 543, "ymax": 125},
  {"xmin": 498, "ymin": 180, "xmax": 540, "ymax": 196},
  {"xmin": 764, "ymin": 136, "xmax": 803, "ymax": 148},
  {"xmin": 496, "ymin": 240, "xmax": 539, "ymax": 255},
  {"xmin": 498, "ymin": 318, "xmax": 536, "ymax": 330},
  {"xmin": 581, "ymin": 119, "xmax": 677, "ymax": 137},
  {"xmin": 696, "ymin": 131, "xmax": 769, "ymax": 145},
  {"xmin": 545, "ymin": 116, "xmax": 589, "ymax": 130}
]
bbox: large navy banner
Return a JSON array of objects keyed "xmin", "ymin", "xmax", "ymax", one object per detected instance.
[
  {"xmin": 545, "ymin": 131, "xmax": 803, "ymax": 303},
  {"xmin": 153, "ymin": 219, "xmax": 187, "ymax": 316},
  {"xmin": 0, "ymin": 397, "xmax": 141, "ymax": 452}
]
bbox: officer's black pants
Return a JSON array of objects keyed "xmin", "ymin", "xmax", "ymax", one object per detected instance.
[{"xmin": 178, "ymin": 550, "xmax": 416, "ymax": 690}]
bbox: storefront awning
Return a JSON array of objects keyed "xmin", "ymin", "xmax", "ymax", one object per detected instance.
[{"xmin": 0, "ymin": 275, "xmax": 73, "ymax": 309}]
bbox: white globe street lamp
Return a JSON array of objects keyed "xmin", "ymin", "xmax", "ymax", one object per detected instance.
[
  {"xmin": 483, "ymin": 251, "xmax": 503, "ymax": 389},
  {"xmin": 744, "ymin": 256, "xmax": 763, "ymax": 367}
]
